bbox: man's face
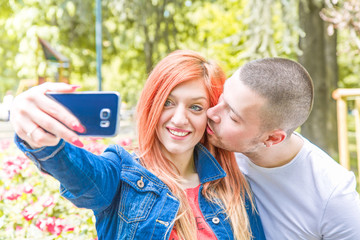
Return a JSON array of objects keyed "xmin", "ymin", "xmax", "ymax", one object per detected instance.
[{"xmin": 206, "ymin": 72, "xmax": 267, "ymax": 154}]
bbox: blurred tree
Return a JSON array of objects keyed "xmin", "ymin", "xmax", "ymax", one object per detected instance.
[
  {"xmin": 0, "ymin": 0, "xmax": 97, "ymax": 90},
  {"xmin": 234, "ymin": 0, "xmax": 338, "ymax": 156},
  {"xmin": 0, "ymin": 0, "xmax": 204, "ymax": 104},
  {"xmin": 320, "ymin": 0, "xmax": 360, "ymax": 89},
  {"xmin": 0, "ymin": 0, "xmax": 21, "ymax": 96},
  {"xmin": 229, "ymin": 0, "xmax": 302, "ymax": 60},
  {"xmin": 102, "ymin": 0, "xmax": 203, "ymax": 104},
  {"xmin": 299, "ymin": 0, "xmax": 338, "ymax": 157},
  {"xmin": 320, "ymin": 0, "xmax": 360, "ymax": 49}
]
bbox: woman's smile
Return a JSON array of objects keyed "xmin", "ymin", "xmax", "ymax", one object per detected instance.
[{"xmin": 168, "ymin": 127, "xmax": 191, "ymax": 138}]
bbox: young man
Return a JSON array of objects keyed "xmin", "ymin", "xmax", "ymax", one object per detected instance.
[{"xmin": 206, "ymin": 58, "xmax": 360, "ymax": 240}]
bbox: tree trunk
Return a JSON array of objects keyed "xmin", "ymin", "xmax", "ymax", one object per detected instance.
[{"xmin": 298, "ymin": 0, "xmax": 339, "ymax": 157}]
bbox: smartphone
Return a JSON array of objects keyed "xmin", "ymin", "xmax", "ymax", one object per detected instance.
[{"xmin": 46, "ymin": 91, "xmax": 121, "ymax": 137}]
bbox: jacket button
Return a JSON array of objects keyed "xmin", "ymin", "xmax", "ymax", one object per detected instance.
[
  {"xmin": 212, "ymin": 217, "xmax": 220, "ymax": 224},
  {"xmin": 137, "ymin": 177, "xmax": 144, "ymax": 188}
]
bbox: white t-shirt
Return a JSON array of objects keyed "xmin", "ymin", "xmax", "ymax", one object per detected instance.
[{"xmin": 237, "ymin": 134, "xmax": 360, "ymax": 240}]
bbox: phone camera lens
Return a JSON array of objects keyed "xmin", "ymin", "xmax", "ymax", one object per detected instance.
[{"xmin": 100, "ymin": 108, "xmax": 111, "ymax": 119}]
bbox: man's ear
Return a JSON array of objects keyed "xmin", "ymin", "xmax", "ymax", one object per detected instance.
[{"xmin": 264, "ymin": 129, "xmax": 286, "ymax": 147}]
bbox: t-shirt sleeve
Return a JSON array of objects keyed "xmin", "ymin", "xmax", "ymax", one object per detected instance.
[{"xmin": 321, "ymin": 172, "xmax": 360, "ymax": 239}]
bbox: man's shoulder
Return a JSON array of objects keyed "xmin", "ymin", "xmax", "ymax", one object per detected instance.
[{"xmin": 303, "ymin": 138, "xmax": 353, "ymax": 180}]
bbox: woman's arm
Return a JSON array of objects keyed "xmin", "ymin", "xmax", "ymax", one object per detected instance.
[
  {"xmin": 16, "ymin": 136, "xmax": 123, "ymax": 211},
  {"xmin": 11, "ymin": 83, "xmax": 123, "ymax": 211}
]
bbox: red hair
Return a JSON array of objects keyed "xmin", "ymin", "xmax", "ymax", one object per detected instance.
[{"xmin": 136, "ymin": 50, "xmax": 252, "ymax": 239}]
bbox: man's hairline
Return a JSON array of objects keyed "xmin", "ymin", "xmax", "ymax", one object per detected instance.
[{"xmin": 224, "ymin": 70, "xmax": 269, "ymax": 128}]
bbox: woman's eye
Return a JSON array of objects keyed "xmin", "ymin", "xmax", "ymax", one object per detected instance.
[
  {"xmin": 164, "ymin": 99, "xmax": 172, "ymax": 107},
  {"xmin": 190, "ymin": 105, "xmax": 203, "ymax": 111}
]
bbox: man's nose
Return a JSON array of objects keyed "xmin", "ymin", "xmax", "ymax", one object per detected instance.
[
  {"xmin": 207, "ymin": 104, "xmax": 221, "ymax": 123},
  {"xmin": 171, "ymin": 106, "xmax": 189, "ymax": 126}
]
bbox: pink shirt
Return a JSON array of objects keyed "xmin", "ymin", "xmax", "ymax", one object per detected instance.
[{"xmin": 169, "ymin": 185, "xmax": 217, "ymax": 240}]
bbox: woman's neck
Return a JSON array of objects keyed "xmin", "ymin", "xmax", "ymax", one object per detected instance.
[{"xmin": 167, "ymin": 150, "xmax": 200, "ymax": 189}]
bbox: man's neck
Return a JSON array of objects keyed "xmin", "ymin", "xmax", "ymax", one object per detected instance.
[{"xmin": 245, "ymin": 133, "xmax": 304, "ymax": 168}]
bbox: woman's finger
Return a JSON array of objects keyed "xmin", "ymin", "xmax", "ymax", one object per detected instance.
[{"xmin": 10, "ymin": 82, "xmax": 85, "ymax": 148}]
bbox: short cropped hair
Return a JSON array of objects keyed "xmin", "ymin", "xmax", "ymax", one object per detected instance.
[{"xmin": 238, "ymin": 58, "xmax": 314, "ymax": 135}]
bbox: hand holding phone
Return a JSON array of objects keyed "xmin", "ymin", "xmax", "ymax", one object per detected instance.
[{"xmin": 46, "ymin": 92, "xmax": 121, "ymax": 137}]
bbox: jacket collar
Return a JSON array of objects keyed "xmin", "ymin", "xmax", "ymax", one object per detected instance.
[{"xmin": 194, "ymin": 144, "xmax": 227, "ymax": 184}]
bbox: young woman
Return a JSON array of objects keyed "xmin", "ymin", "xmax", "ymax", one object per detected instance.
[{"xmin": 11, "ymin": 50, "xmax": 265, "ymax": 239}]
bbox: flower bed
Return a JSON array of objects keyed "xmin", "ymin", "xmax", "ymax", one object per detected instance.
[{"xmin": 0, "ymin": 137, "xmax": 133, "ymax": 239}]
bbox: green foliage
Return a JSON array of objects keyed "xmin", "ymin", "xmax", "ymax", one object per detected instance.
[
  {"xmin": 337, "ymin": 30, "xmax": 360, "ymax": 88},
  {"xmin": 320, "ymin": 0, "xmax": 360, "ymax": 88},
  {"xmin": 0, "ymin": 0, "xmax": 97, "ymax": 95},
  {"xmin": 0, "ymin": 0, "xmax": 359, "ymax": 104},
  {"xmin": 101, "ymin": 0, "xmax": 202, "ymax": 104}
]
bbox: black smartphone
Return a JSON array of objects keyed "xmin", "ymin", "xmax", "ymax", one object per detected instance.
[{"xmin": 46, "ymin": 92, "xmax": 121, "ymax": 137}]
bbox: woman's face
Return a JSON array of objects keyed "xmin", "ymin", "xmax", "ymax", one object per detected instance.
[{"xmin": 157, "ymin": 79, "xmax": 209, "ymax": 161}]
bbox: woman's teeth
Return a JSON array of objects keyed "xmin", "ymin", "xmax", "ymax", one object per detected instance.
[{"xmin": 169, "ymin": 129, "xmax": 189, "ymax": 137}]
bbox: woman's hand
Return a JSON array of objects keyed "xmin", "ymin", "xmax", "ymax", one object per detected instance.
[{"xmin": 10, "ymin": 82, "xmax": 85, "ymax": 149}]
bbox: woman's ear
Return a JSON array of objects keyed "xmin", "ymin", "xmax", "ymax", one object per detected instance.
[{"xmin": 264, "ymin": 129, "xmax": 286, "ymax": 147}]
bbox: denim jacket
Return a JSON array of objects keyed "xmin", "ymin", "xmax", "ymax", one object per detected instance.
[{"xmin": 16, "ymin": 136, "xmax": 265, "ymax": 240}]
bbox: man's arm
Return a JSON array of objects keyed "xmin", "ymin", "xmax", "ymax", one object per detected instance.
[{"xmin": 321, "ymin": 173, "xmax": 360, "ymax": 239}]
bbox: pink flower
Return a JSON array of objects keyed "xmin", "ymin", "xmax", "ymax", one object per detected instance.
[
  {"xmin": 84, "ymin": 142, "xmax": 106, "ymax": 155},
  {"xmin": 36, "ymin": 217, "xmax": 56, "ymax": 233},
  {"xmin": 42, "ymin": 196, "xmax": 54, "ymax": 208},
  {"xmin": 47, "ymin": 218, "xmax": 60, "ymax": 235},
  {"xmin": 0, "ymin": 187, "xmax": 4, "ymax": 201},
  {"xmin": 15, "ymin": 225, "xmax": 23, "ymax": 231},
  {"xmin": 118, "ymin": 138, "xmax": 132, "ymax": 147},
  {"xmin": 65, "ymin": 226, "xmax": 75, "ymax": 232},
  {"xmin": 22, "ymin": 207, "xmax": 40, "ymax": 221},
  {"xmin": 23, "ymin": 184, "xmax": 34, "ymax": 194},
  {"xmin": 3, "ymin": 155, "xmax": 29, "ymax": 178},
  {"xmin": 35, "ymin": 218, "xmax": 45, "ymax": 230},
  {"xmin": 85, "ymin": 137, "xmax": 103, "ymax": 142},
  {"xmin": 4, "ymin": 188, "xmax": 22, "ymax": 200},
  {"xmin": 0, "ymin": 139, "xmax": 11, "ymax": 150},
  {"xmin": 36, "ymin": 217, "xmax": 74, "ymax": 236}
]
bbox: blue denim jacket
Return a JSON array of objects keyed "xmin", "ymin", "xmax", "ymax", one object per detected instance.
[{"xmin": 16, "ymin": 136, "xmax": 265, "ymax": 240}]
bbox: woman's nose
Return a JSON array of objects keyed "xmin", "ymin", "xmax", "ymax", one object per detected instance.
[{"xmin": 171, "ymin": 106, "xmax": 189, "ymax": 126}]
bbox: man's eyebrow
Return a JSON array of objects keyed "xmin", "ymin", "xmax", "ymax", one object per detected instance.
[
  {"xmin": 228, "ymin": 102, "xmax": 242, "ymax": 119},
  {"xmin": 223, "ymin": 91, "xmax": 242, "ymax": 120}
]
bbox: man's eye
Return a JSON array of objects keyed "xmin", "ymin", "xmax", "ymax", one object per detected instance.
[
  {"xmin": 229, "ymin": 111, "xmax": 239, "ymax": 122},
  {"xmin": 231, "ymin": 117, "xmax": 238, "ymax": 123},
  {"xmin": 190, "ymin": 105, "xmax": 203, "ymax": 111},
  {"xmin": 230, "ymin": 114, "xmax": 239, "ymax": 123}
]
